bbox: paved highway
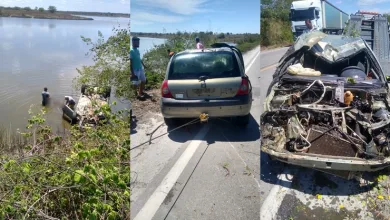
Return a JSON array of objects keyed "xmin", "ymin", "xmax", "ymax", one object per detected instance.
[{"xmin": 131, "ymin": 46, "xmax": 261, "ymax": 220}]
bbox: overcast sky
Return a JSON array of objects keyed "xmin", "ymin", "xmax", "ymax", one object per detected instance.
[{"xmin": 0, "ymin": 0, "xmax": 130, "ymax": 13}]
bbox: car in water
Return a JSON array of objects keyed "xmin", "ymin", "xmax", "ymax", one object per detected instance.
[
  {"xmin": 261, "ymin": 31, "xmax": 390, "ymax": 178},
  {"xmin": 160, "ymin": 43, "xmax": 253, "ymax": 127},
  {"xmin": 62, "ymin": 85, "xmax": 111, "ymax": 128}
]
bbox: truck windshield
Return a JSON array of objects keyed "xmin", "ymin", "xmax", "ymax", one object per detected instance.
[{"xmin": 291, "ymin": 9, "xmax": 315, "ymax": 21}]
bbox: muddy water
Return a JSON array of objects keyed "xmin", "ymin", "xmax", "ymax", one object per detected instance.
[
  {"xmin": 0, "ymin": 17, "xmax": 129, "ymax": 131},
  {"xmin": 137, "ymin": 37, "xmax": 166, "ymax": 57}
]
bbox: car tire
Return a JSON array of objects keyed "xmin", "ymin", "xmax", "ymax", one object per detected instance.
[{"xmin": 235, "ymin": 114, "xmax": 250, "ymax": 127}]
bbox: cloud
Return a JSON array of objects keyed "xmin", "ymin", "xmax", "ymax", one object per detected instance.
[
  {"xmin": 335, "ymin": 1, "xmax": 342, "ymax": 4},
  {"xmin": 133, "ymin": 0, "xmax": 210, "ymax": 15},
  {"xmin": 358, "ymin": 0, "xmax": 390, "ymax": 5},
  {"xmin": 132, "ymin": 11, "xmax": 185, "ymax": 24}
]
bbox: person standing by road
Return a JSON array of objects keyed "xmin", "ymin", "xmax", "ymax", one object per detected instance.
[
  {"xmin": 167, "ymin": 49, "xmax": 175, "ymax": 58},
  {"xmin": 195, "ymin": 37, "xmax": 204, "ymax": 49},
  {"xmin": 42, "ymin": 87, "xmax": 50, "ymax": 106},
  {"xmin": 303, "ymin": 19, "xmax": 316, "ymax": 33},
  {"xmin": 130, "ymin": 36, "xmax": 147, "ymax": 99}
]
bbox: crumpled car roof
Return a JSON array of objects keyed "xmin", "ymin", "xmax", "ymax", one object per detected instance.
[{"xmin": 294, "ymin": 31, "xmax": 368, "ymax": 62}]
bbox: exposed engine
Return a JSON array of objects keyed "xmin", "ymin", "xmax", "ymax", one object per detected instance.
[{"xmin": 262, "ymin": 80, "xmax": 390, "ymax": 159}]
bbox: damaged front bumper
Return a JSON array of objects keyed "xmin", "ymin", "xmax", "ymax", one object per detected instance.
[
  {"xmin": 261, "ymin": 79, "xmax": 390, "ymax": 174},
  {"xmin": 262, "ymin": 147, "xmax": 390, "ymax": 172}
]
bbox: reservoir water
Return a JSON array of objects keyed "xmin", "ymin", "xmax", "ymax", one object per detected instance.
[{"xmin": 0, "ymin": 16, "xmax": 129, "ymax": 131}]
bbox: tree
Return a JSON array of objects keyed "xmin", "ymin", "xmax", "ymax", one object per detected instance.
[
  {"xmin": 48, "ymin": 6, "xmax": 56, "ymax": 13},
  {"xmin": 217, "ymin": 33, "xmax": 225, "ymax": 39},
  {"xmin": 75, "ymin": 25, "xmax": 131, "ymax": 100},
  {"xmin": 35, "ymin": 7, "xmax": 38, "ymax": 10},
  {"xmin": 24, "ymin": 7, "xmax": 31, "ymax": 11},
  {"xmin": 38, "ymin": 7, "xmax": 44, "ymax": 12}
]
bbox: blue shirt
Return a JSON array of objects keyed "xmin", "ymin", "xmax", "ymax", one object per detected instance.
[{"xmin": 130, "ymin": 47, "xmax": 142, "ymax": 71}]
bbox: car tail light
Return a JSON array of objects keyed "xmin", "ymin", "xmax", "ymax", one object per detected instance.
[
  {"xmin": 161, "ymin": 80, "xmax": 173, "ymax": 98},
  {"xmin": 236, "ymin": 78, "xmax": 249, "ymax": 95}
]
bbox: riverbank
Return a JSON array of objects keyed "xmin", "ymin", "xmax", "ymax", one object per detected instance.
[{"xmin": 0, "ymin": 8, "xmax": 94, "ymax": 20}]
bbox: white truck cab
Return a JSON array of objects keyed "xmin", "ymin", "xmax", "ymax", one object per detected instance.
[
  {"xmin": 290, "ymin": 0, "xmax": 322, "ymax": 41},
  {"xmin": 290, "ymin": 0, "xmax": 348, "ymax": 41}
]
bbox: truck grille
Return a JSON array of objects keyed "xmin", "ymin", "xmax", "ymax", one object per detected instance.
[{"xmin": 295, "ymin": 25, "xmax": 307, "ymax": 30}]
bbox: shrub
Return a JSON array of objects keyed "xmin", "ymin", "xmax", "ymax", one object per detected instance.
[{"xmin": 0, "ymin": 104, "xmax": 130, "ymax": 219}]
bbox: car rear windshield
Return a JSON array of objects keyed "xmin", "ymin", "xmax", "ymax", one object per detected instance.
[{"xmin": 168, "ymin": 51, "xmax": 241, "ymax": 80}]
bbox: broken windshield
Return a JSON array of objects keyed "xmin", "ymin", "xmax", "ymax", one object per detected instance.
[{"xmin": 290, "ymin": 8, "xmax": 315, "ymax": 21}]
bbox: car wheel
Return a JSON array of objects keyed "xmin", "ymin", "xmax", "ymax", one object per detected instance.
[
  {"xmin": 164, "ymin": 117, "xmax": 177, "ymax": 127},
  {"xmin": 235, "ymin": 114, "xmax": 250, "ymax": 127}
]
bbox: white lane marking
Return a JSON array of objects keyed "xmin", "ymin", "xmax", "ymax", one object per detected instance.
[
  {"xmin": 133, "ymin": 124, "xmax": 211, "ymax": 220},
  {"xmin": 245, "ymin": 50, "xmax": 260, "ymax": 73},
  {"xmin": 260, "ymin": 169, "xmax": 294, "ymax": 220}
]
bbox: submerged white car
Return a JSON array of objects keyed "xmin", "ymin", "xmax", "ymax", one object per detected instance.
[{"xmin": 62, "ymin": 85, "xmax": 111, "ymax": 127}]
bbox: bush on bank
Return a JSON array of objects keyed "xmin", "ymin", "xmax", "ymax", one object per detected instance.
[
  {"xmin": 74, "ymin": 24, "xmax": 132, "ymax": 101},
  {"xmin": 0, "ymin": 104, "xmax": 130, "ymax": 219}
]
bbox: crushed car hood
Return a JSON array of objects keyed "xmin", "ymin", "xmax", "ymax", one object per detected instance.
[{"xmin": 293, "ymin": 31, "xmax": 369, "ymax": 62}]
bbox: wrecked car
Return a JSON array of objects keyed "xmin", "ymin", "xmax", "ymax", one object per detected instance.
[{"xmin": 261, "ymin": 31, "xmax": 390, "ymax": 176}]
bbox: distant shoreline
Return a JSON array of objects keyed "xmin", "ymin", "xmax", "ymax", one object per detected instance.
[
  {"xmin": 0, "ymin": 15, "xmax": 94, "ymax": 20},
  {"xmin": 0, "ymin": 7, "xmax": 129, "ymax": 21}
]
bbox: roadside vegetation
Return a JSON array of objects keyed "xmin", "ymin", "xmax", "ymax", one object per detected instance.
[
  {"xmin": 260, "ymin": 0, "xmax": 294, "ymax": 47},
  {"xmin": 0, "ymin": 25, "xmax": 130, "ymax": 219},
  {"xmin": 138, "ymin": 31, "xmax": 260, "ymax": 89}
]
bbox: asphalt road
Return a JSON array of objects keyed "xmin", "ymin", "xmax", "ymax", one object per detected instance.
[
  {"xmin": 131, "ymin": 46, "xmax": 261, "ymax": 220},
  {"xmin": 258, "ymin": 47, "xmax": 289, "ymax": 209},
  {"xmin": 259, "ymin": 48, "xmax": 384, "ymax": 220}
]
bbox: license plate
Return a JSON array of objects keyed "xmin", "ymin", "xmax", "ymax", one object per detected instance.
[
  {"xmin": 175, "ymin": 93, "xmax": 184, "ymax": 99},
  {"xmin": 193, "ymin": 88, "xmax": 215, "ymax": 95}
]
